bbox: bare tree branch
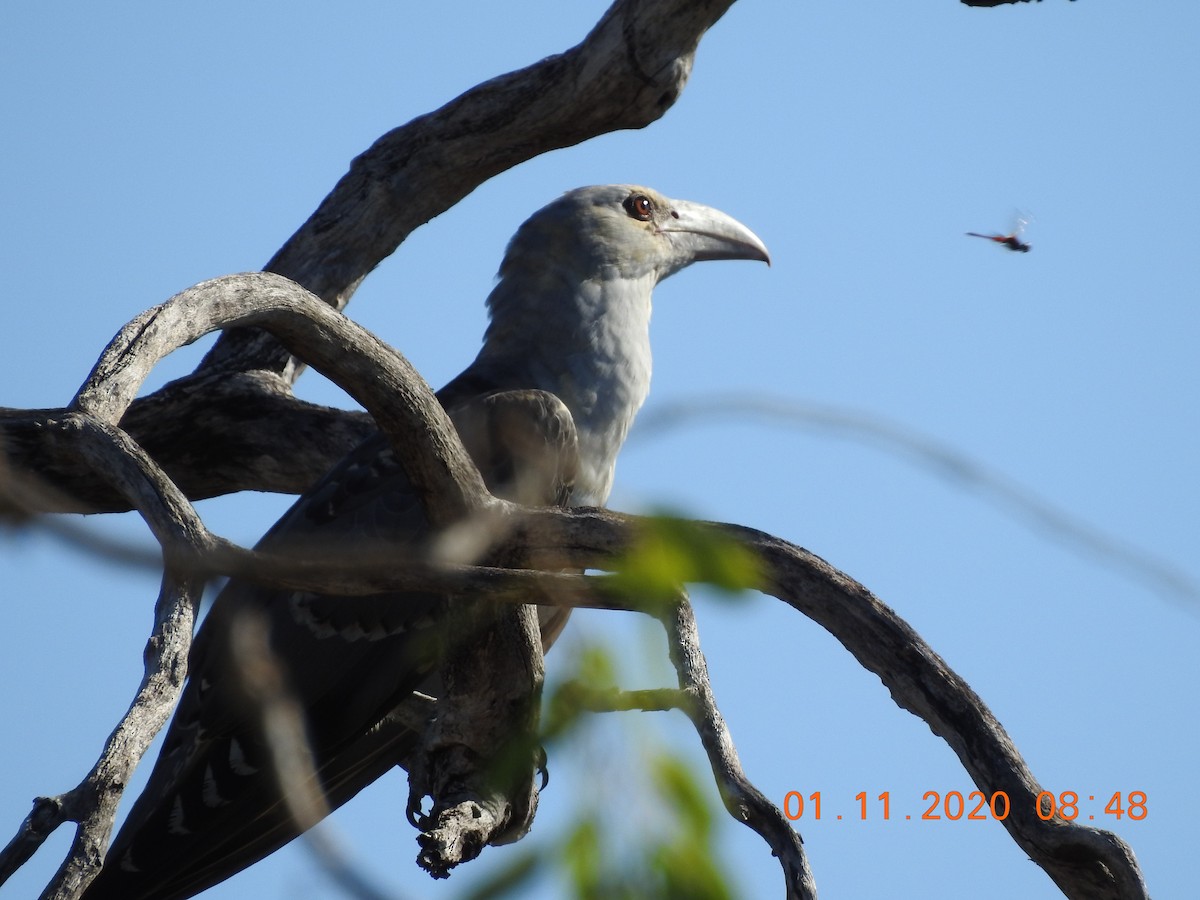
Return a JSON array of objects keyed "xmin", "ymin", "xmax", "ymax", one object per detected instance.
[
  {"xmin": 512, "ymin": 506, "xmax": 1150, "ymax": 900},
  {"xmin": 44, "ymin": 568, "xmax": 207, "ymax": 900},
  {"xmin": 658, "ymin": 596, "xmax": 815, "ymax": 900},
  {"xmin": 0, "ymin": 568, "xmax": 207, "ymax": 900},
  {"xmin": 0, "ymin": 1, "xmax": 1146, "ymax": 898},
  {"xmin": 0, "ymin": 0, "xmax": 740, "ymax": 514},
  {"xmin": 0, "ymin": 384, "xmax": 373, "ymax": 513},
  {"xmin": 0, "ymin": 405, "xmax": 215, "ymax": 897},
  {"xmin": 75, "ymin": 272, "xmax": 491, "ymax": 526},
  {"xmin": 6, "ymin": 272, "xmax": 490, "ymax": 524},
  {"xmin": 206, "ymin": 0, "xmax": 741, "ymax": 380}
]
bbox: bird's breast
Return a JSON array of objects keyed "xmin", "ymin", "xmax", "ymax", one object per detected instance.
[{"xmin": 559, "ymin": 345, "xmax": 651, "ymax": 507}]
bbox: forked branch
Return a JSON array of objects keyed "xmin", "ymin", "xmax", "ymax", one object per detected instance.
[{"xmin": 0, "ymin": 0, "xmax": 1142, "ymax": 897}]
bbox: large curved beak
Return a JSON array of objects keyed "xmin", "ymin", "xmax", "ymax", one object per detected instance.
[{"xmin": 660, "ymin": 198, "xmax": 771, "ymax": 269}]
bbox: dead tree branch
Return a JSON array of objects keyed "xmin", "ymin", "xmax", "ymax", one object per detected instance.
[
  {"xmin": 208, "ymin": 0, "xmax": 742, "ymax": 379},
  {"xmin": 0, "ymin": 0, "xmax": 740, "ymax": 513},
  {"xmin": 74, "ymin": 272, "xmax": 491, "ymax": 526},
  {"xmin": 0, "ymin": 412, "xmax": 211, "ymax": 897},
  {"xmin": 507, "ymin": 506, "xmax": 1149, "ymax": 900},
  {"xmin": 658, "ymin": 596, "xmax": 815, "ymax": 900},
  {"xmin": 0, "ymin": 0, "xmax": 1145, "ymax": 897},
  {"xmin": 0, "ymin": 219, "xmax": 1150, "ymax": 900}
]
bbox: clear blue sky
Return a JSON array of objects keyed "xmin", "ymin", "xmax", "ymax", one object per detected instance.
[{"xmin": 2, "ymin": 2, "xmax": 1196, "ymax": 898}]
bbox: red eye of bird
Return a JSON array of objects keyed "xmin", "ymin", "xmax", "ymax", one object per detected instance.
[{"xmin": 624, "ymin": 193, "xmax": 654, "ymax": 221}]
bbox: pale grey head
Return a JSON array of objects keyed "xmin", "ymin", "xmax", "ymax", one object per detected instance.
[{"xmin": 468, "ymin": 185, "xmax": 770, "ymax": 505}]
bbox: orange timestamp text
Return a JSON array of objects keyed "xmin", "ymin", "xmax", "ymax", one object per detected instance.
[{"xmin": 782, "ymin": 790, "xmax": 1147, "ymax": 823}]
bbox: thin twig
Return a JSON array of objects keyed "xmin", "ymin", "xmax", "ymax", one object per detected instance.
[
  {"xmin": 658, "ymin": 595, "xmax": 816, "ymax": 900},
  {"xmin": 0, "ymin": 415, "xmax": 212, "ymax": 897},
  {"xmin": 638, "ymin": 394, "xmax": 1199, "ymax": 606},
  {"xmin": 20, "ymin": 570, "xmax": 206, "ymax": 900}
]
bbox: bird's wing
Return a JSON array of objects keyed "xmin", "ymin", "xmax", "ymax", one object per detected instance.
[
  {"xmin": 450, "ymin": 389, "xmax": 579, "ymax": 646},
  {"xmin": 84, "ymin": 390, "xmax": 579, "ymax": 900},
  {"xmin": 450, "ymin": 389, "xmax": 578, "ymax": 510}
]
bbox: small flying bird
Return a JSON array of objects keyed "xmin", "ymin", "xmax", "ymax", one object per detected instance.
[
  {"xmin": 966, "ymin": 213, "xmax": 1031, "ymax": 253},
  {"xmin": 78, "ymin": 185, "xmax": 769, "ymax": 900}
]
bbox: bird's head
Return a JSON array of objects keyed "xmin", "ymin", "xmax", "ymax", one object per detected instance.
[
  {"xmin": 477, "ymin": 186, "xmax": 768, "ymax": 435},
  {"xmin": 495, "ymin": 184, "xmax": 770, "ymax": 289}
]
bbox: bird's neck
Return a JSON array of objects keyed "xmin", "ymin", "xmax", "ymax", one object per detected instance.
[{"xmin": 470, "ymin": 269, "xmax": 656, "ymax": 505}]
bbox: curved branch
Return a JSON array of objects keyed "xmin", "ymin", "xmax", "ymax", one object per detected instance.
[
  {"xmin": 68, "ymin": 272, "xmax": 489, "ymax": 525},
  {"xmin": 35, "ymin": 570, "xmax": 207, "ymax": 900},
  {"xmin": 510, "ymin": 506, "xmax": 1149, "ymax": 900},
  {"xmin": 1, "ymin": 382, "xmax": 373, "ymax": 513},
  {"xmin": 2, "ymin": 458, "xmax": 1150, "ymax": 899},
  {"xmin": 0, "ymin": 410, "xmax": 211, "ymax": 897},
  {"xmin": 58, "ymin": 414, "xmax": 211, "ymax": 554},
  {"xmin": 743, "ymin": 526, "xmax": 1147, "ymax": 900},
  {"xmin": 42, "ymin": 493, "xmax": 1142, "ymax": 898},
  {"xmin": 203, "ymin": 0, "xmax": 741, "ymax": 379},
  {"xmin": 659, "ymin": 596, "xmax": 815, "ymax": 900}
]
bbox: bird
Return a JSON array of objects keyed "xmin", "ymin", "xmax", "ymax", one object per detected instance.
[{"xmin": 79, "ymin": 185, "xmax": 769, "ymax": 900}]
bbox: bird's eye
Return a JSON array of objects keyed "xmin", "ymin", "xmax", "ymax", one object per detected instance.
[{"xmin": 623, "ymin": 193, "xmax": 654, "ymax": 221}]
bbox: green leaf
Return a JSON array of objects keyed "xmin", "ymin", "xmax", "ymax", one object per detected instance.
[{"xmin": 609, "ymin": 512, "xmax": 763, "ymax": 604}]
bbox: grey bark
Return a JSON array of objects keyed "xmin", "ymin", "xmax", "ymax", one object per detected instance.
[{"xmin": 0, "ymin": 1, "xmax": 1146, "ymax": 898}]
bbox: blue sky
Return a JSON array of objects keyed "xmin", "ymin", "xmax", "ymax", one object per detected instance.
[{"xmin": 2, "ymin": 2, "xmax": 1196, "ymax": 898}]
